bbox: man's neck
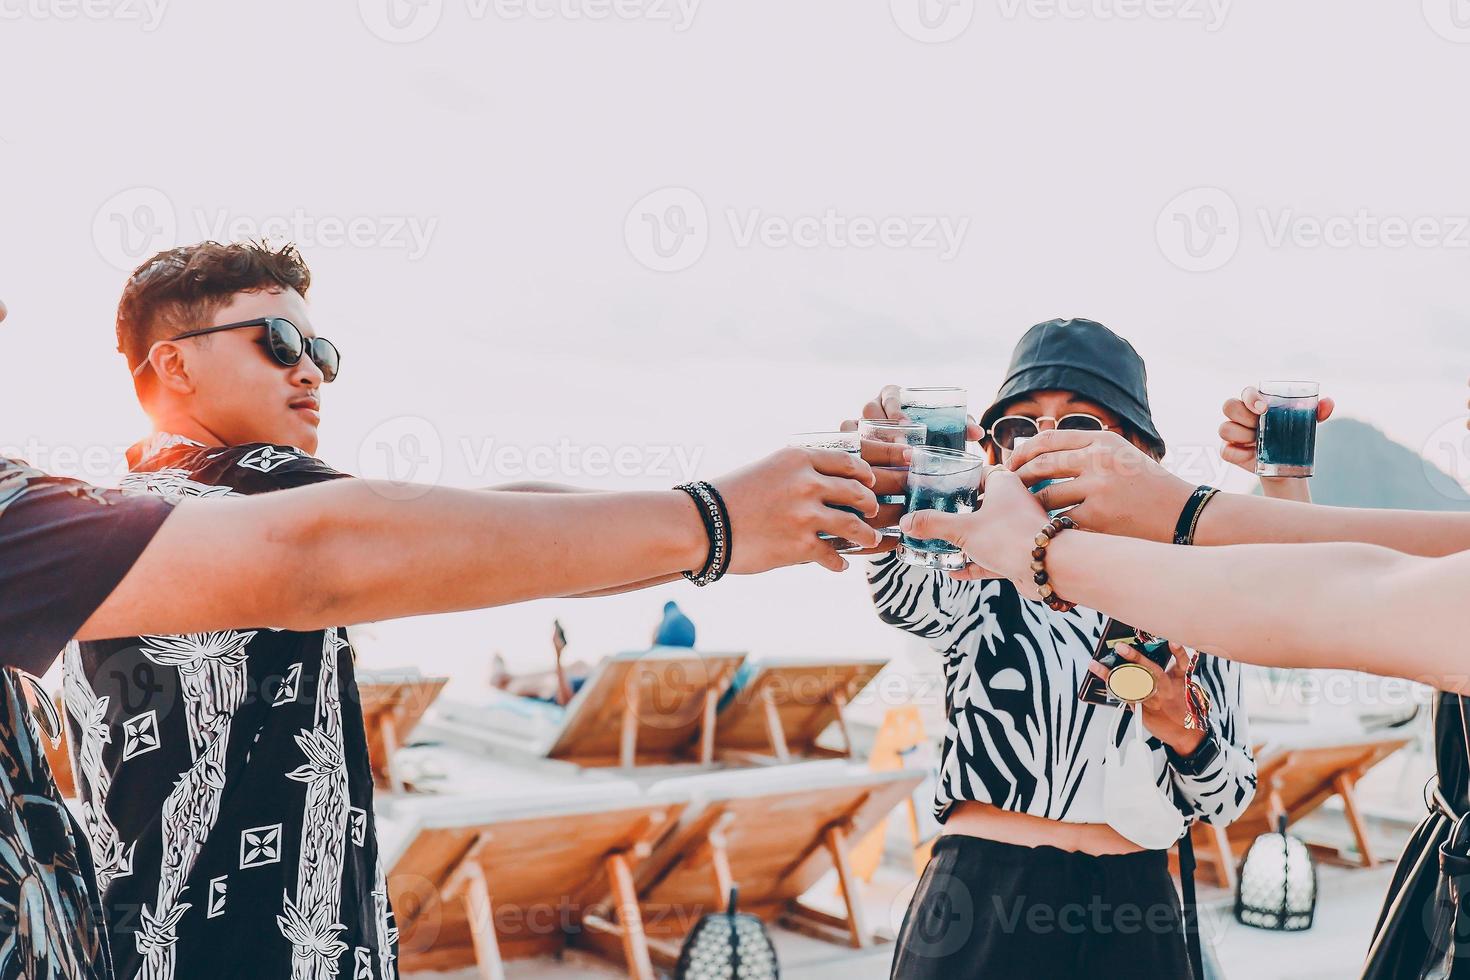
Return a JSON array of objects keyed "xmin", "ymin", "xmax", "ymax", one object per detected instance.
[{"xmin": 151, "ymin": 410, "xmax": 228, "ymax": 447}]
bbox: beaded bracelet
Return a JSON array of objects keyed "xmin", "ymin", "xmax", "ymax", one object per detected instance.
[
  {"xmin": 1029, "ymin": 515, "xmax": 1078, "ymax": 612},
  {"xmin": 675, "ymin": 481, "xmax": 732, "ymax": 587}
]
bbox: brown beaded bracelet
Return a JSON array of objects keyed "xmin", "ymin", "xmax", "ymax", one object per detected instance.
[{"xmin": 1029, "ymin": 515, "xmax": 1078, "ymax": 612}]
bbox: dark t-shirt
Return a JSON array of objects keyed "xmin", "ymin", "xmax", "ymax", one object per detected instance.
[
  {"xmin": 0, "ymin": 458, "xmax": 174, "ymax": 676},
  {"xmin": 67, "ymin": 437, "xmax": 399, "ymax": 980},
  {"xmin": 0, "ymin": 457, "xmax": 174, "ymax": 980}
]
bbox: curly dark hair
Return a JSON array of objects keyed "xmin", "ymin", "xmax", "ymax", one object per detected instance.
[{"xmin": 116, "ymin": 241, "xmax": 312, "ymax": 375}]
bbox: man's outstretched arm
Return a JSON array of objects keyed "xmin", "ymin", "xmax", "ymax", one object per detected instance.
[{"xmin": 79, "ymin": 447, "xmax": 879, "ymax": 640}]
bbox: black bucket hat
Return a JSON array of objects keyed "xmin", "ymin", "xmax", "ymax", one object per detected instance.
[{"xmin": 979, "ymin": 317, "xmax": 1166, "ymax": 458}]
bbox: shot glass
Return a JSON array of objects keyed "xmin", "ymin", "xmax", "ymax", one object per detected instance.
[
  {"xmin": 899, "ymin": 387, "xmax": 968, "ymax": 452},
  {"xmin": 1255, "ymin": 381, "xmax": 1320, "ymax": 478},
  {"xmin": 788, "ymin": 430, "xmax": 866, "ymax": 553},
  {"xmin": 858, "ymin": 419, "xmax": 928, "ymax": 518},
  {"xmin": 897, "ymin": 447, "xmax": 984, "ymax": 570}
]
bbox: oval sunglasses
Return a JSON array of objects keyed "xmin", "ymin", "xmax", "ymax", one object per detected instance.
[
  {"xmin": 986, "ymin": 413, "xmax": 1116, "ymax": 451},
  {"xmin": 132, "ymin": 317, "xmax": 340, "ymax": 383}
]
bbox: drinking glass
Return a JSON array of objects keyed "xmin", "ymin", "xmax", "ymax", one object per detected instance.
[
  {"xmin": 858, "ymin": 419, "xmax": 928, "ymax": 517},
  {"xmin": 899, "ymin": 387, "xmax": 968, "ymax": 451},
  {"xmin": 788, "ymin": 431, "xmax": 865, "ymax": 553},
  {"xmin": 1255, "ymin": 381, "xmax": 1319, "ymax": 478},
  {"xmin": 897, "ymin": 447, "xmax": 984, "ymax": 570}
]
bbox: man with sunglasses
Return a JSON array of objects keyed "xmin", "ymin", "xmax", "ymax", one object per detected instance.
[
  {"xmin": 78, "ymin": 242, "xmax": 377, "ymax": 980},
  {"xmin": 849, "ymin": 318, "xmax": 1258, "ymax": 978},
  {"xmin": 81, "ymin": 241, "xmax": 492, "ymax": 980},
  {"xmin": 49, "ymin": 240, "xmax": 877, "ymax": 980}
]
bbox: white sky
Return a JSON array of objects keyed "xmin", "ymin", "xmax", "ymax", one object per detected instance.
[{"xmin": 3, "ymin": 1, "xmax": 1469, "ymax": 686}]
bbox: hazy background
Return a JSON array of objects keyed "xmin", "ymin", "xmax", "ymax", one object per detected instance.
[{"xmin": 3, "ymin": 0, "xmax": 1469, "ymax": 686}]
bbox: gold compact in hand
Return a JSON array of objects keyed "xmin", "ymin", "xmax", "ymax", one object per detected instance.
[
  {"xmin": 1106, "ymin": 662, "xmax": 1158, "ymax": 704},
  {"xmin": 1079, "ymin": 620, "xmax": 1172, "ymax": 707}
]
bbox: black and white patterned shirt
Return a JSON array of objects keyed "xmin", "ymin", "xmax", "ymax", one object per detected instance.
[
  {"xmin": 64, "ymin": 435, "xmax": 398, "ymax": 980},
  {"xmin": 867, "ymin": 553, "xmax": 1257, "ymax": 830}
]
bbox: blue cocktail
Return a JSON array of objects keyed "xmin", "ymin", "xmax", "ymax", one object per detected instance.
[
  {"xmin": 897, "ymin": 447, "xmax": 984, "ymax": 570},
  {"xmin": 1256, "ymin": 381, "xmax": 1319, "ymax": 478},
  {"xmin": 788, "ymin": 431, "xmax": 866, "ymax": 553},
  {"xmin": 900, "ymin": 387, "xmax": 968, "ymax": 452}
]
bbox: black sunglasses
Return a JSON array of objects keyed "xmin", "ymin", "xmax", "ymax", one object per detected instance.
[{"xmin": 133, "ymin": 317, "xmax": 341, "ymax": 383}]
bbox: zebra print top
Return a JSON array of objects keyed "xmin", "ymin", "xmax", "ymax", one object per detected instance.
[{"xmin": 867, "ymin": 552, "xmax": 1257, "ymax": 829}]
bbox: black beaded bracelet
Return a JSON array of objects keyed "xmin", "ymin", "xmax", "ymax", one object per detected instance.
[
  {"xmin": 1173, "ymin": 486, "xmax": 1219, "ymax": 546},
  {"xmin": 675, "ymin": 482, "xmax": 731, "ymax": 587}
]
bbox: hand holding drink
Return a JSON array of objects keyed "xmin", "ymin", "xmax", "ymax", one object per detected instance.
[
  {"xmin": 896, "ymin": 447, "xmax": 985, "ymax": 570},
  {"xmin": 897, "ymin": 465, "xmax": 1049, "ymax": 585},
  {"xmin": 712, "ymin": 444, "xmax": 881, "ymax": 573},
  {"xmin": 1220, "ymin": 384, "xmax": 1335, "ymax": 476},
  {"xmin": 857, "ymin": 419, "xmax": 927, "ymax": 531},
  {"xmin": 787, "ymin": 431, "xmax": 872, "ymax": 553},
  {"xmin": 859, "ymin": 384, "xmax": 984, "ymax": 447},
  {"xmin": 843, "ymin": 384, "xmax": 983, "ymax": 551}
]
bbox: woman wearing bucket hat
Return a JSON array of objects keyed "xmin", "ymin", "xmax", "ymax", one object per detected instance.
[
  {"xmin": 901, "ymin": 438, "xmax": 1470, "ymax": 979},
  {"xmin": 969, "ymin": 392, "xmax": 1470, "ymax": 980},
  {"xmin": 852, "ymin": 318, "xmax": 1257, "ymax": 979}
]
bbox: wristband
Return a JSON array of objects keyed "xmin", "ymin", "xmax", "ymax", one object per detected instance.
[
  {"xmin": 675, "ymin": 482, "xmax": 731, "ymax": 587},
  {"xmin": 1173, "ymin": 486, "xmax": 1219, "ymax": 546},
  {"xmin": 1167, "ymin": 727, "xmax": 1222, "ymax": 777}
]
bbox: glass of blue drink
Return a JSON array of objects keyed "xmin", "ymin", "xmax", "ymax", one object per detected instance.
[
  {"xmin": 899, "ymin": 387, "xmax": 968, "ymax": 452},
  {"xmin": 1256, "ymin": 381, "xmax": 1320, "ymax": 478},
  {"xmin": 788, "ymin": 431, "xmax": 866, "ymax": 553},
  {"xmin": 898, "ymin": 447, "xmax": 984, "ymax": 570},
  {"xmin": 858, "ymin": 419, "xmax": 927, "ymax": 533}
]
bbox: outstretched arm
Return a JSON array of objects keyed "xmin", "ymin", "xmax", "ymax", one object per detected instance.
[
  {"xmin": 901, "ymin": 469, "xmax": 1470, "ymax": 693},
  {"xmin": 81, "ymin": 447, "xmax": 881, "ymax": 640},
  {"xmin": 1010, "ymin": 428, "xmax": 1470, "ymax": 557}
]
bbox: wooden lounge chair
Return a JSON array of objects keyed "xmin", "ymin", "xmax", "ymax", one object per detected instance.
[
  {"xmin": 608, "ymin": 763, "xmax": 923, "ymax": 967},
  {"xmin": 714, "ymin": 656, "xmax": 888, "ymax": 764},
  {"xmin": 384, "ymin": 784, "xmax": 687, "ymax": 980},
  {"xmin": 432, "ymin": 648, "xmax": 746, "ymax": 768},
  {"xmin": 852, "ymin": 706, "xmax": 936, "ymax": 880},
  {"xmin": 1175, "ymin": 731, "xmax": 1410, "ymax": 890},
  {"xmin": 356, "ymin": 669, "xmax": 449, "ymax": 794}
]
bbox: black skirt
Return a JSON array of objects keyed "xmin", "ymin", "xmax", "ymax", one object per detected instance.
[{"xmin": 890, "ymin": 834, "xmax": 1193, "ymax": 979}]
